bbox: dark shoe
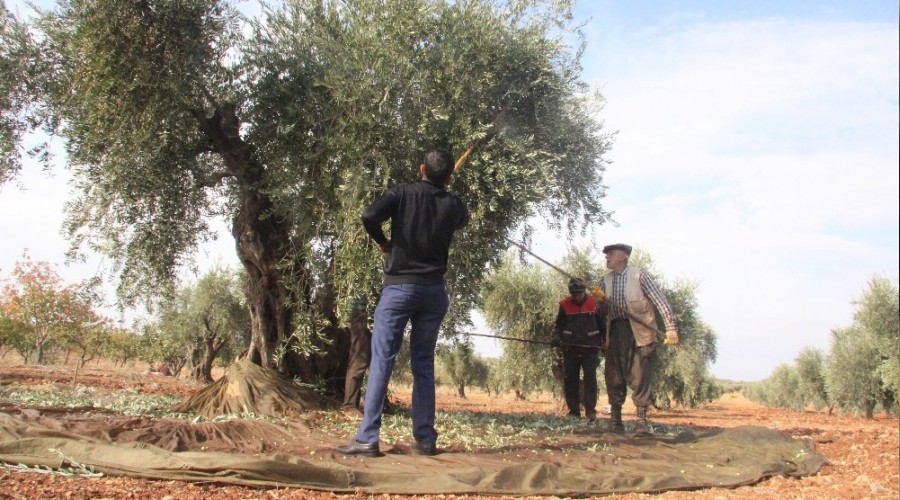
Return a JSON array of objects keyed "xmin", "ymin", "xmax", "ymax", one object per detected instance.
[
  {"xmin": 585, "ymin": 410, "xmax": 597, "ymax": 422},
  {"xmin": 412, "ymin": 441, "xmax": 438, "ymax": 456},
  {"xmin": 609, "ymin": 405, "xmax": 624, "ymax": 432},
  {"xmin": 634, "ymin": 406, "xmax": 652, "ymax": 436},
  {"xmin": 567, "ymin": 410, "xmax": 580, "ymax": 419},
  {"xmin": 634, "ymin": 421, "xmax": 651, "ymax": 436},
  {"xmin": 336, "ymin": 440, "xmax": 381, "ymax": 457}
]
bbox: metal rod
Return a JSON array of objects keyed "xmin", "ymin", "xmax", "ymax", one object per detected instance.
[
  {"xmin": 467, "ymin": 332, "xmax": 600, "ymax": 350},
  {"xmin": 504, "ymin": 237, "xmax": 577, "ymax": 281}
]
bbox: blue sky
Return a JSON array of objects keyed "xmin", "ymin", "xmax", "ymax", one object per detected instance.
[{"xmin": 2, "ymin": 1, "xmax": 898, "ymax": 381}]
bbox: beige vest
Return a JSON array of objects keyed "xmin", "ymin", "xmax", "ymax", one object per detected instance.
[{"xmin": 603, "ymin": 267, "xmax": 657, "ymax": 347}]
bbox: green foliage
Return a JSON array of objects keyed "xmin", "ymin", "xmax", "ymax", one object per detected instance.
[
  {"xmin": 324, "ymin": 406, "xmax": 620, "ymax": 452},
  {"xmin": 480, "ymin": 252, "xmax": 560, "ymax": 398},
  {"xmin": 746, "ymin": 278, "xmax": 898, "ymax": 417},
  {"xmin": 137, "ymin": 321, "xmax": 189, "ymax": 375},
  {"xmin": 821, "ymin": 277, "xmax": 898, "ymax": 418},
  {"xmin": 650, "ymin": 276, "xmax": 721, "ymax": 408},
  {"xmin": 824, "ymin": 325, "xmax": 884, "ymax": 417},
  {"xmin": 0, "ymin": 257, "xmax": 101, "ymax": 364},
  {"xmin": 103, "ymin": 327, "xmax": 142, "ymax": 366},
  {"xmin": 140, "ymin": 266, "xmax": 249, "ymax": 378},
  {"xmin": 0, "ymin": 3, "xmax": 39, "ymax": 183},
  {"xmin": 0, "ymin": 309, "xmax": 31, "ymax": 358},
  {"xmin": 794, "ymin": 347, "xmax": 830, "ymax": 411},
  {"xmin": 744, "ymin": 364, "xmax": 804, "ymax": 411},
  {"xmin": 0, "ymin": 384, "xmax": 179, "ymax": 417},
  {"xmin": 437, "ymin": 342, "xmax": 490, "ymax": 396},
  {"xmin": 188, "ymin": 266, "xmax": 250, "ymax": 361},
  {"xmin": 853, "ymin": 276, "xmax": 899, "ymax": 400}
]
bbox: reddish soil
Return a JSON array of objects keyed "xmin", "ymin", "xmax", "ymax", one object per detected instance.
[{"xmin": 0, "ymin": 359, "xmax": 897, "ymax": 500}]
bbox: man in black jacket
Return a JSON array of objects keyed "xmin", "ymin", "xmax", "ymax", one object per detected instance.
[{"xmin": 337, "ymin": 148, "xmax": 469, "ymax": 457}]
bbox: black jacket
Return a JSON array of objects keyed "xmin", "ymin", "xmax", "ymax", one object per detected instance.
[{"xmin": 362, "ymin": 179, "xmax": 469, "ymax": 285}]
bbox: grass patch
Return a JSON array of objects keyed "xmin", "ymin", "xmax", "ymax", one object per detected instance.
[
  {"xmin": 1, "ymin": 385, "xmax": 688, "ymax": 453},
  {"xmin": 0, "ymin": 385, "xmax": 180, "ymax": 417},
  {"xmin": 320, "ymin": 408, "xmax": 614, "ymax": 452}
]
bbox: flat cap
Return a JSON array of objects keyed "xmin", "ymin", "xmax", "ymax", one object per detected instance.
[{"xmin": 602, "ymin": 243, "xmax": 632, "ymax": 256}]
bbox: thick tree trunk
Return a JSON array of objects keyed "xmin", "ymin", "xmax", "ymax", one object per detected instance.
[
  {"xmin": 181, "ymin": 103, "xmax": 350, "ymax": 417},
  {"xmin": 234, "ymin": 191, "xmax": 293, "ymax": 371},
  {"xmin": 190, "ymin": 335, "xmax": 224, "ymax": 383},
  {"xmin": 35, "ymin": 335, "xmax": 44, "ymax": 365},
  {"xmin": 195, "ymin": 103, "xmax": 298, "ymax": 373},
  {"xmin": 864, "ymin": 400, "xmax": 875, "ymax": 419}
]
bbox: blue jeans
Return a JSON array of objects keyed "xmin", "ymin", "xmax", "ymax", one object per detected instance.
[{"xmin": 354, "ymin": 283, "xmax": 449, "ymax": 446}]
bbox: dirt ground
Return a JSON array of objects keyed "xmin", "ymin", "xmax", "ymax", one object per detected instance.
[{"xmin": 0, "ymin": 358, "xmax": 897, "ymax": 500}]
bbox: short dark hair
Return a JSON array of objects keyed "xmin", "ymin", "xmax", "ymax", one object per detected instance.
[
  {"xmin": 568, "ymin": 278, "xmax": 586, "ymax": 293},
  {"xmin": 423, "ymin": 148, "xmax": 455, "ymax": 184}
]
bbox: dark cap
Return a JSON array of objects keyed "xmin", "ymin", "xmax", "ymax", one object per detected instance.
[
  {"xmin": 568, "ymin": 277, "xmax": 586, "ymax": 293},
  {"xmin": 602, "ymin": 243, "xmax": 632, "ymax": 256}
]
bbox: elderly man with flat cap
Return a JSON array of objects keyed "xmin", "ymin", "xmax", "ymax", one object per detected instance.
[{"xmin": 598, "ymin": 243, "xmax": 679, "ymax": 435}]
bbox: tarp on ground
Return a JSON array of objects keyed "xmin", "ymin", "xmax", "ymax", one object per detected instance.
[{"xmin": 0, "ymin": 405, "xmax": 826, "ymax": 496}]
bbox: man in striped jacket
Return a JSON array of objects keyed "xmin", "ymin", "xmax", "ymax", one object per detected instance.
[{"xmin": 599, "ymin": 243, "xmax": 679, "ymax": 435}]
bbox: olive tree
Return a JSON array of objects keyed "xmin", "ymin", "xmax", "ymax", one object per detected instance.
[
  {"xmin": 745, "ymin": 364, "xmax": 804, "ymax": 411},
  {"xmin": 825, "ymin": 325, "xmax": 884, "ymax": 418},
  {"xmin": 825, "ymin": 277, "xmax": 899, "ymax": 417},
  {"xmin": 0, "ymin": 1, "xmax": 37, "ymax": 182},
  {"xmin": 480, "ymin": 252, "xmax": 563, "ymax": 400},
  {"xmin": 853, "ymin": 276, "xmax": 899, "ymax": 405},
  {"xmin": 437, "ymin": 342, "xmax": 489, "ymax": 398},
  {"xmin": 184, "ymin": 267, "xmax": 249, "ymax": 382},
  {"xmin": 795, "ymin": 347, "xmax": 830, "ymax": 412}
]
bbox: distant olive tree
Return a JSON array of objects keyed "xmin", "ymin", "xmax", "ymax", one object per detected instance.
[
  {"xmin": 138, "ymin": 321, "xmax": 190, "ymax": 377},
  {"xmin": 823, "ymin": 277, "xmax": 898, "ymax": 418},
  {"xmin": 0, "ymin": 311, "xmax": 30, "ymax": 359},
  {"xmin": 437, "ymin": 342, "xmax": 489, "ymax": 398},
  {"xmin": 745, "ymin": 364, "xmax": 804, "ymax": 411},
  {"xmin": 142, "ymin": 267, "xmax": 249, "ymax": 382},
  {"xmin": 185, "ymin": 267, "xmax": 250, "ymax": 382},
  {"xmin": 825, "ymin": 326, "xmax": 884, "ymax": 418},
  {"xmin": 854, "ymin": 276, "xmax": 899, "ymax": 406},
  {"xmin": 103, "ymin": 327, "xmax": 142, "ymax": 367},
  {"xmin": 480, "ymin": 252, "xmax": 559, "ymax": 400},
  {"xmin": 795, "ymin": 347, "xmax": 831, "ymax": 412}
]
